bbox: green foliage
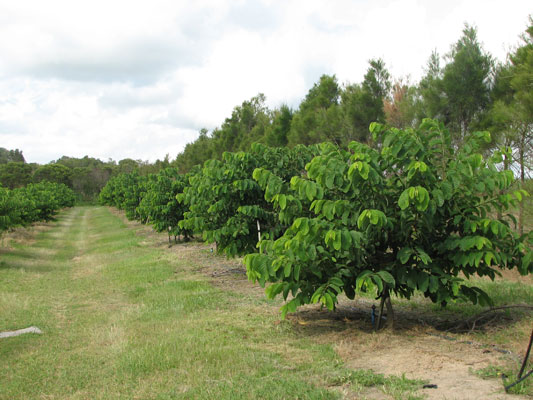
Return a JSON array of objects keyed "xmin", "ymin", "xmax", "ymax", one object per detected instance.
[
  {"xmin": 0, "ymin": 162, "xmax": 34, "ymax": 189},
  {"xmin": 174, "ymin": 129, "xmax": 215, "ymax": 173},
  {"xmin": 98, "ymin": 171, "xmax": 148, "ymax": 220},
  {"xmin": 0, "ymin": 181, "xmax": 75, "ymax": 232},
  {"xmin": 15, "ymin": 182, "xmax": 76, "ymax": 221},
  {"xmin": 490, "ymin": 19, "xmax": 533, "ymax": 174},
  {"xmin": 33, "ymin": 163, "xmax": 73, "ymax": 187},
  {"xmin": 137, "ymin": 168, "xmax": 193, "ymax": 240},
  {"xmin": 245, "ymin": 120, "xmax": 533, "ymax": 318},
  {"xmin": 441, "ymin": 25, "xmax": 494, "ymax": 138},
  {"xmin": 0, "ymin": 187, "xmax": 14, "ymax": 231},
  {"xmin": 265, "ymin": 104, "xmax": 292, "ymax": 147},
  {"xmin": 288, "ymin": 75, "xmax": 342, "ymax": 146},
  {"xmin": 418, "ymin": 26, "xmax": 494, "ymax": 142},
  {"xmin": 0, "ymin": 147, "xmax": 25, "ymax": 164},
  {"xmin": 99, "ymin": 168, "xmax": 194, "ymax": 241},
  {"xmin": 179, "ymin": 144, "xmax": 319, "ymax": 257}
]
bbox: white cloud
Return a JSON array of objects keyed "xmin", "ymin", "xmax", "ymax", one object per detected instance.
[{"xmin": 0, "ymin": 0, "xmax": 531, "ymax": 163}]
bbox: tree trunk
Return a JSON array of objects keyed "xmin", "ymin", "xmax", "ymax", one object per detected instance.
[
  {"xmin": 498, "ymin": 143, "xmax": 512, "ymax": 221},
  {"xmin": 376, "ymin": 286, "xmax": 396, "ymax": 331},
  {"xmin": 385, "ymin": 296, "xmax": 396, "ymax": 330},
  {"xmin": 376, "ymin": 294, "xmax": 386, "ymax": 331},
  {"xmin": 519, "ymin": 129, "xmax": 525, "ymax": 235}
]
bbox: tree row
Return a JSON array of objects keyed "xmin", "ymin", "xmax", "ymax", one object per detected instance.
[
  {"xmin": 0, "ymin": 181, "xmax": 76, "ymax": 233},
  {"xmin": 98, "ymin": 120, "xmax": 532, "ymax": 321}
]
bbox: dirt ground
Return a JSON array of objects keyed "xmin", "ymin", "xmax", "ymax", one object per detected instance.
[
  {"xmin": 114, "ymin": 209, "xmax": 533, "ymax": 399},
  {"xmin": 294, "ymin": 306, "xmax": 527, "ymax": 400}
]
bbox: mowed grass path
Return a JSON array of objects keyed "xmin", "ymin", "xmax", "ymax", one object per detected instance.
[{"xmin": 0, "ymin": 207, "xmax": 421, "ymax": 400}]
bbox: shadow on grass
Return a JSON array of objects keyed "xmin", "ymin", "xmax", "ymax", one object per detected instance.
[
  {"xmin": 0, "ymin": 247, "xmax": 52, "ymax": 260},
  {"xmin": 0, "ymin": 258, "xmax": 56, "ymax": 273},
  {"xmin": 284, "ymin": 295, "xmax": 533, "ymax": 338}
]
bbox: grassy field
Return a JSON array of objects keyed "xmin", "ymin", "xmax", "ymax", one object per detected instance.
[
  {"xmin": 1, "ymin": 206, "xmax": 428, "ymax": 400},
  {"xmin": 1, "ymin": 206, "xmax": 532, "ymax": 399}
]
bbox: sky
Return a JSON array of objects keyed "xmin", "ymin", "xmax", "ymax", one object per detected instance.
[{"xmin": 0, "ymin": 0, "xmax": 531, "ymax": 164}]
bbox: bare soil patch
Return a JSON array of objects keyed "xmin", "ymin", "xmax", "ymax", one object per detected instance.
[
  {"xmin": 338, "ymin": 332, "xmax": 511, "ymax": 400},
  {"xmin": 286, "ymin": 302, "xmax": 531, "ymax": 399}
]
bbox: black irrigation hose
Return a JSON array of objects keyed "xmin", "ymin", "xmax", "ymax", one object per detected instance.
[
  {"xmin": 430, "ymin": 329, "xmax": 533, "ymax": 392},
  {"xmin": 518, "ymin": 328, "xmax": 533, "ymax": 379},
  {"xmin": 504, "ymin": 328, "xmax": 533, "ymax": 392}
]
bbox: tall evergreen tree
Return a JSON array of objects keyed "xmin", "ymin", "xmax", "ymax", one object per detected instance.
[
  {"xmin": 0, "ymin": 148, "xmax": 25, "ymax": 164},
  {"xmin": 265, "ymin": 105, "xmax": 293, "ymax": 147},
  {"xmin": 288, "ymin": 75, "xmax": 341, "ymax": 146},
  {"xmin": 490, "ymin": 18, "xmax": 533, "ymax": 233},
  {"xmin": 441, "ymin": 25, "xmax": 494, "ymax": 142},
  {"xmin": 340, "ymin": 59, "xmax": 391, "ymax": 144},
  {"xmin": 417, "ymin": 50, "xmax": 446, "ymax": 121},
  {"xmin": 211, "ymin": 94, "xmax": 272, "ymax": 156}
]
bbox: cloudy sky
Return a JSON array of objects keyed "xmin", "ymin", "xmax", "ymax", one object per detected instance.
[{"xmin": 0, "ymin": 0, "xmax": 531, "ymax": 164}]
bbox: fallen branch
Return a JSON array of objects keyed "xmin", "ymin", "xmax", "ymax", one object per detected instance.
[{"xmin": 441, "ymin": 304, "xmax": 533, "ymax": 333}]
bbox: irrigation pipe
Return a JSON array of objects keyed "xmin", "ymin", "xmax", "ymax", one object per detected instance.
[
  {"xmin": 504, "ymin": 369, "xmax": 533, "ymax": 392},
  {"xmin": 504, "ymin": 328, "xmax": 533, "ymax": 392}
]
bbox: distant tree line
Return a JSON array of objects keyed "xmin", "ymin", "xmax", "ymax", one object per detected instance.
[
  {"xmin": 2, "ymin": 19, "xmax": 531, "ymax": 210},
  {"xmin": 0, "ymin": 148, "xmax": 25, "ymax": 164},
  {"xmin": 174, "ymin": 22, "xmax": 532, "ymax": 190},
  {"xmin": 0, "ymin": 154, "xmax": 173, "ymax": 202}
]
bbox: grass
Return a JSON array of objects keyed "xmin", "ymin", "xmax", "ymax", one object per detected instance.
[
  {"xmin": 0, "ymin": 206, "xmax": 423, "ymax": 400},
  {"xmin": 331, "ymin": 369, "xmax": 425, "ymax": 400},
  {"xmin": 473, "ymin": 364, "xmax": 533, "ymax": 396}
]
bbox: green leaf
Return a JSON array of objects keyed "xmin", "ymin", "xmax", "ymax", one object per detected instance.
[
  {"xmin": 371, "ymin": 275, "xmax": 383, "ymax": 293},
  {"xmin": 330, "ymin": 277, "xmax": 344, "ymax": 287},
  {"xmin": 377, "ymin": 271, "xmax": 395, "ymax": 286},
  {"xmin": 398, "ymin": 247, "xmax": 412, "ymax": 264},
  {"xmin": 265, "ymin": 283, "xmax": 283, "ymax": 299},
  {"xmin": 293, "ymin": 265, "xmax": 301, "ymax": 281},
  {"xmin": 369, "ymin": 122, "xmax": 383, "ymax": 134},
  {"xmin": 287, "ymin": 298, "xmax": 298, "ymax": 313},
  {"xmin": 418, "ymin": 274, "xmax": 429, "ymax": 292},
  {"xmin": 429, "ymin": 276, "xmax": 438, "ymax": 293},
  {"xmin": 356, "ymin": 270, "xmax": 373, "ymax": 291},
  {"xmin": 398, "ymin": 189, "xmax": 409, "ymax": 210},
  {"xmin": 519, "ymin": 251, "xmax": 532, "ymax": 275},
  {"xmin": 280, "ymin": 304, "xmax": 289, "ymax": 319},
  {"xmin": 308, "ymin": 245, "xmax": 317, "ymax": 261},
  {"xmin": 333, "ymin": 233, "xmax": 342, "ymax": 251},
  {"xmin": 415, "ymin": 246, "xmax": 432, "ymax": 265},
  {"xmin": 325, "ymin": 173, "xmax": 334, "ymax": 189},
  {"xmin": 279, "ymin": 194, "xmax": 287, "ymax": 210},
  {"xmin": 324, "ymin": 293, "xmax": 334, "ymax": 310},
  {"xmin": 484, "ymin": 251, "xmax": 494, "ymax": 266},
  {"xmin": 432, "ymin": 189, "xmax": 444, "ymax": 207},
  {"xmin": 284, "ymin": 263, "xmax": 291, "ymax": 278},
  {"xmin": 415, "ymin": 186, "xmax": 430, "ymax": 211},
  {"xmin": 305, "ymin": 183, "xmax": 316, "ymax": 201},
  {"xmin": 341, "ymin": 230, "xmax": 352, "ymax": 250}
]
